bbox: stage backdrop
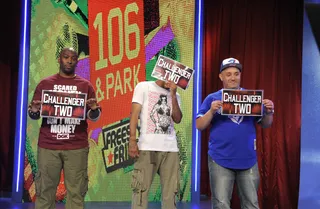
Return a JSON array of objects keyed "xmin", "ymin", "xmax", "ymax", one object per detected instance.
[
  {"xmin": 299, "ymin": 0, "xmax": 320, "ymax": 208},
  {"xmin": 24, "ymin": 0, "xmax": 194, "ymax": 202}
]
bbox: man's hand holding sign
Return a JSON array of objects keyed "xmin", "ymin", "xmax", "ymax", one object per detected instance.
[
  {"xmin": 262, "ymin": 99, "xmax": 274, "ymax": 115},
  {"xmin": 86, "ymin": 98, "xmax": 101, "ymax": 121},
  {"xmin": 28, "ymin": 100, "xmax": 42, "ymax": 119}
]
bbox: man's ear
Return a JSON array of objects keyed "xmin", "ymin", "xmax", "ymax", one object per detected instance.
[{"xmin": 219, "ymin": 73, "xmax": 223, "ymax": 81}]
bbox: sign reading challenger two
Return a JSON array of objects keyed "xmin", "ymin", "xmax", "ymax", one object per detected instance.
[
  {"xmin": 222, "ymin": 89, "xmax": 263, "ymax": 116},
  {"xmin": 151, "ymin": 55, "xmax": 194, "ymax": 90},
  {"xmin": 41, "ymin": 90, "xmax": 87, "ymax": 120}
]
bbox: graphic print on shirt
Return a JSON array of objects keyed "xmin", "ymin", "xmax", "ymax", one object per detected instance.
[
  {"xmin": 47, "ymin": 117, "xmax": 81, "ymax": 139},
  {"xmin": 147, "ymin": 92, "xmax": 173, "ymax": 134},
  {"xmin": 217, "ymin": 106, "xmax": 243, "ymax": 124},
  {"xmin": 45, "ymin": 85, "xmax": 83, "ymax": 140},
  {"xmin": 229, "ymin": 115, "xmax": 244, "ymax": 124}
]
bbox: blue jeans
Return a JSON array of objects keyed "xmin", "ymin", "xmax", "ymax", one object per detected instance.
[{"xmin": 208, "ymin": 156, "xmax": 260, "ymax": 209}]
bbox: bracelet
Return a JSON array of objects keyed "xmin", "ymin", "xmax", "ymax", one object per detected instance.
[
  {"xmin": 129, "ymin": 137, "xmax": 138, "ymax": 142},
  {"xmin": 90, "ymin": 106, "xmax": 101, "ymax": 111},
  {"xmin": 29, "ymin": 109, "xmax": 40, "ymax": 117}
]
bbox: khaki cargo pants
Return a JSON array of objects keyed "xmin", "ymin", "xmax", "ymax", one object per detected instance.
[
  {"xmin": 131, "ymin": 151, "xmax": 180, "ymax": 209},
  {"xmin": 35, "ymin": 147, "xmax": 89, "ymax": 209}
]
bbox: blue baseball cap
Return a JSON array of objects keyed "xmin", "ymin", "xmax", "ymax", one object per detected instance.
[{"xmin": 220, "ymin": 58, "xmax": 242, "ymax": 72}]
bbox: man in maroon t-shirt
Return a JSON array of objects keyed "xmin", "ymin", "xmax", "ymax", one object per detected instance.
[{"xmin": 28, "ymin": 48, "xmax": 101, "ymax": 209}]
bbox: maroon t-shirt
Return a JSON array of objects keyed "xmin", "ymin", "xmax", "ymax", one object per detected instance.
[{"xmin": 32, "ymin": 73, "xmax": 96, "ymax": 150}]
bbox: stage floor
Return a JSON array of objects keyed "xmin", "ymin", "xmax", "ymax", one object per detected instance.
[{"xmin": 0, "ymin": 198, "xmax": 211, "ymax": 209}]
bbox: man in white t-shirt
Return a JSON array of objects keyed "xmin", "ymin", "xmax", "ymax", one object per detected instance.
[{"xmin": 129, "ymin": 79, "xmax": 183, "ymax": 209}]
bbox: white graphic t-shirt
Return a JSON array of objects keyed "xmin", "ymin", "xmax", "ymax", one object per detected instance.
[{"xmin": 132, "ymin": 81, "xmax": 181, "ymax": 152}]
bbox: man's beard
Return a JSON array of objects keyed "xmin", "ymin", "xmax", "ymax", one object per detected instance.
[{"xmin": 61, "ymin": 67, "xmax": 75, "ymax": 75}]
